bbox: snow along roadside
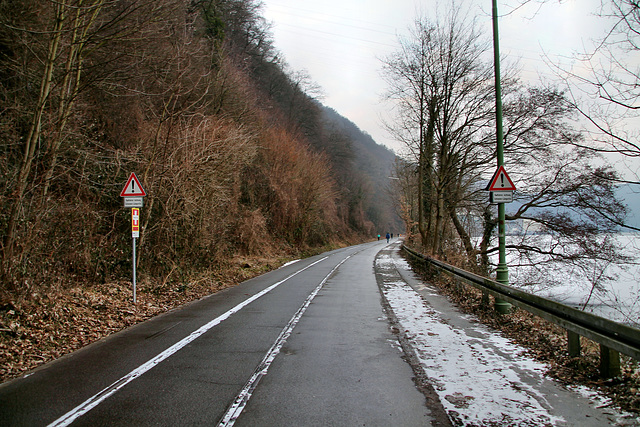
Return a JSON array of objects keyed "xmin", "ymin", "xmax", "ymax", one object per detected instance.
[{"xmin": 376, "ymin": 248, "xmax": 587, "ymax": 426}]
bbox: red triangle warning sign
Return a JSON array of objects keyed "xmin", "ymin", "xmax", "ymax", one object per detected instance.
[
  {"xmin": 120, "ymin": 172, "xmax": 147, "ymax": 197},
  {"xmin": 487, "ymin": 165, "xmax": 516, "ymax": 191}
]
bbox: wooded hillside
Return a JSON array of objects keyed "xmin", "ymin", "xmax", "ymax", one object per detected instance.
[{"xmin": 0, "ymin": 0, "xmax": 399, "ymax": 298}]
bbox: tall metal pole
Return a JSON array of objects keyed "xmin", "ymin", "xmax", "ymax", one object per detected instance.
[{"xmin": 492, "ymin": 0, "xmax": 511, "ymax": 313}]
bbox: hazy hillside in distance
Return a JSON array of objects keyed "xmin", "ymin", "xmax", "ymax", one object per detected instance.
[
  {"xmin": 321, "ymin": 106, "xmax": 403, "ymax": 235},
  {"xmin": 616, "ymin": 184, "xmax": 640, "ymax": 229}
]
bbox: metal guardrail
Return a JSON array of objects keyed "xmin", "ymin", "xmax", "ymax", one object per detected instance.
[{"xmin": 402, "ymin": 245, "xmax": 640, "ymax": 368}]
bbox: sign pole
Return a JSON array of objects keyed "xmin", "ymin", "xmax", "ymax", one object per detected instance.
[
  {"xmin": 492, "ymin": 0, "xmax": 511, "ymax": 313},
  {"xmin": 132, "ymin": 236, "xmax": 137, "ymax": 304},
  {"xmin": 131, "ymin": 207, "xmax": 140, "ymax": 304}
]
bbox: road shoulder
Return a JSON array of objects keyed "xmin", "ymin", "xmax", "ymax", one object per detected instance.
[{"xmin": 375, "ymin": 242, "xmax": 629, "ymax": 426}]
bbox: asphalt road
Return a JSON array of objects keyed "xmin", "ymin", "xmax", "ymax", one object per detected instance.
[{"xmin": 0, "ymin": 241, "xmax": 447, "ymax": 426}]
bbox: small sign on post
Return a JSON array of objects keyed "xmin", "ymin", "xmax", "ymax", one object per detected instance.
[
  {"xmin": 486, "ymin": 165, "xmax": 516, "ymax": 204},
  {"xmin": 124, "ymin": 197, "xmax": 144, "ymax": 208},
  {"xmin": 120, "ymin": 172, "xmax": 147, "ymax": 197},
  {"xmin": 490, "ymin": 190, "xmax": 513, "ymax": 204},
  {"xmin": 120, "ymin": 173, "xmax": 146, "ymax": 304},
  {"xmin": 132, "ymin": 208, "xmax": 140, "ymax": 238},
  {"xmin": 487, "ymin": 165, "xmax": 516, "ymax": 192}
]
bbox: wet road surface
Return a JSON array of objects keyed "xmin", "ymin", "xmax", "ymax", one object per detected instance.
[{"xmin": 1, "ymin": 240, "xmax": 629, "ymax": 426}]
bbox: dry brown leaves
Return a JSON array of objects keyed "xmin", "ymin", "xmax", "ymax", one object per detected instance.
[{"xmin": 0, "ymin": 255, "xmax": 284, "ymax": 383}]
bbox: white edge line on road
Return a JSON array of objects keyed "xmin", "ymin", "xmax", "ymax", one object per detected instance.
[
  {"xmin": 47, "ymin": 256, "xmax": 329, "ymax": 427},
  {"xmin": 217, "ymin": 254, "xmax": 352, "ymax": 426}
]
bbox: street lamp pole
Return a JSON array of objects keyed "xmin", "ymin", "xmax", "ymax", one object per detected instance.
[{"xmin": 492, "ymin": 0, "xmax": 511, "ymax": 313}]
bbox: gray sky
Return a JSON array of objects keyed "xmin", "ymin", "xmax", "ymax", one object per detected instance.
[{"xmin": 262, "ymin": 0, "xmax": 609, "ymax": 153}]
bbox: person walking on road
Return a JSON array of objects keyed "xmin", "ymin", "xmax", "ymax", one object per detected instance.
[{"xmin": 386, "ymin": 232, "xmax": 390, "ymax": 243}]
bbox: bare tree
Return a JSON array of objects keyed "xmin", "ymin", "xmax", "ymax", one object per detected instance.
[
  {"xmin": 518, "ymin": 0, "xmax": 640, "ymax": 186},
  {"xmin": 0, "ymin": 0, "xmax": 177, "ymax": 271},
  {"xmin": 382, "ymin": 7, "xmax": 498, "ymax": 254},
  {"xmin": 0, "ymin": 0, "xmax": 216, "ymax": 285},
  {"xmin": 384, "ymin": 2, "xmax": 630, "ymax": 293}
]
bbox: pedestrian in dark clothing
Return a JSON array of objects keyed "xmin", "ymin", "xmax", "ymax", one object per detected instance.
[{"xmin": 386, "ymin": 232, "xmax": 390, "ymax": 243}]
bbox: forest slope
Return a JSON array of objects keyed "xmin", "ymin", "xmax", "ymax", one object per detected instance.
[{"xmin": 0, "ymin": 0, "xmax": 398, "ymax": 380}]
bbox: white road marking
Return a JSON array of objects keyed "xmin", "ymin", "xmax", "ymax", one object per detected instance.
[
  {"xmin": 217, "ymin": 255, "xmax": 352, "ymax": 426},
  {"xmin": 47, "ymin": 256, "xmax": 328, "ymax": 427}
]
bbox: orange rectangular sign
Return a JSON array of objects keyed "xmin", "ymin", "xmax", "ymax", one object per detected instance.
[{"xmin": 132, "ymin": 208, "xmax": 140, "ymax": 238}]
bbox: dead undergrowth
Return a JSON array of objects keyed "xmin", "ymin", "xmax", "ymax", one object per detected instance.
[
  {"xmin": 0, "ymin": 254, "xmax": 298, "ymax": 383},
  {"xmin": 403, "ymin": 251, "xmax": 640, "ymax": 417}
]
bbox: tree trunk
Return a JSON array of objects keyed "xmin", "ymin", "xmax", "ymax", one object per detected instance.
[
  {"xmin": 448, "ymin": 204, "xmax": 476, "ymax": 262},
  {"xmin": 432, "ymin": 190, "xmax": 445, "ymax": 255},
  {"xmin": 3, "ymin": 2, "xmax": 66, "ymax": 263},
  {"xmin": 42, "ymin": 0, "xmax": 105, "ymax": 201},
  {"xmin": 419, "ymin": 98, "xmax": 437, "ymax": 250},
  {"xmin": 479, "ymin": 205, "xmax": 497, "ymax": 274}
]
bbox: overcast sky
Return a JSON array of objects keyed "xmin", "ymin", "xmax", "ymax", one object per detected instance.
[{"xmin": 261, "ymin": 0, "xmax": 609, "ymax": 154}]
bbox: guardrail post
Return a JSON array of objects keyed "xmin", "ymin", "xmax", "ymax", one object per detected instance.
[
  {"xmin": 567, "ymin": 330, "xmax": 581, "ymax": 357},
  {"xmin": 481, "ymin": 290, "xmax": 489, "ymax": 308},
  {"xmin": 599, "ymin": 344, "xmax": 621, "ymax": 378}
]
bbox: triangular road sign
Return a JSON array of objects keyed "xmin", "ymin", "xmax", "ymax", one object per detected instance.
[
  {"xmin": 120, "ymin": 172, "xmax": 147, "ymax": 197},
  {"xmin": 487, "ymin": 165, "xmax": 516, "ymax": 191}
]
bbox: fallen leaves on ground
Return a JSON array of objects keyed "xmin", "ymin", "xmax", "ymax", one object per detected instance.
[{"xmin": 0, "ymin": 256, "xmax": 284, "ymax": 382}]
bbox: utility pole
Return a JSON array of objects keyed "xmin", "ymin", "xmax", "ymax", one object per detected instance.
[{"xmin": 492, "ymin": 0, "xmax": 512, "ymax": 313}]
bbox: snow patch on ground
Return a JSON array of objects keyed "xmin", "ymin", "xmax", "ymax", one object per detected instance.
[{"xmin": 376, "ymin": 253, "xmax": 564, "ymax": 426}]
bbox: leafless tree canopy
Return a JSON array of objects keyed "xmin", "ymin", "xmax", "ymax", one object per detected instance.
[
  {"xmin": 527, "ymin": 0, "xmax": 640, "ymax": 180},
  {"xmin": 384, "ymin": 2, "xmax": 630, "ymax": 293}
]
